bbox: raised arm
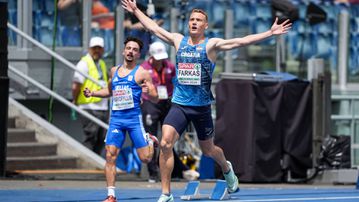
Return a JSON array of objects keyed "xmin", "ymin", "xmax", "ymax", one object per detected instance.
[
  {"xmin": 57, "ymin": 0, "xmax": 76, "ymax": 10},
  {"xmin": 124, "ymin": 18, "xmax": 164, "ymax": 31},
  {"xmin": 210, "ymin": 18, "xmax": 292, "ymax": 51},
  {"xmin": 121, "ymin": 0, "xmax": 182, "ymax": 47}
]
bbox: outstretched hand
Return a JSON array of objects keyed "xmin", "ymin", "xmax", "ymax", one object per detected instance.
[
  {"xmin": 121, "ymin": 0, "xmax": 137, "ymax": 13},
  {"xmin": 271, "ymin": 17, "xmax": 292, "ymax": 35}
]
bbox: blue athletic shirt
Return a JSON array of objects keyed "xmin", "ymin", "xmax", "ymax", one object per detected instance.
[
  {"xmin": 110, "ymin": 65, "xmax": 142, "ymax": 119},
  {"xmin": 172, "ymin": 36, "xmax": 215, "ymax": 106}
]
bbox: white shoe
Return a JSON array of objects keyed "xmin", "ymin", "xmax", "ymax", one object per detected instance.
[
  {"xmin": 157, "ymin": 194, "xmax": 174, "ymax": 202},
  {"xmin": 148, "ymin": 177, "xmax": 157, "ymax": 183},
  {"xmin": 223, "ymin": 161, "xmax": 239, "ymax": 193}
]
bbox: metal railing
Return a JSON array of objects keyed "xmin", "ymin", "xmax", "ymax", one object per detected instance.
[
  {"xmin": 7, "ymin": 22, "xmax": 108, "ymax": 130},
  {"xmin": 7, "ymin": 23, "xmax": 105, "ymax": 88},
  {"xmin": 9, "ymin": 65, "xmax": 109, "ymax": 130}
]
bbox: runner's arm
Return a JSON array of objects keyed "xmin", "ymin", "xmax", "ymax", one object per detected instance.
[
  {"xmin": 121, "ymin": 0, "xmax": 182, "ymax": 46},
  {"xmin": 84, "ymin": 67, "xmax": 115, "ymax": 98},
  {"xmin": 212, "ymin": 18, "xmax": 291, "ymax": 51}
]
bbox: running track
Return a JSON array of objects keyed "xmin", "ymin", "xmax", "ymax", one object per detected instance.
[{"xmin": 1, "ymin": 187, "xmax": 359, "ymax": 201}]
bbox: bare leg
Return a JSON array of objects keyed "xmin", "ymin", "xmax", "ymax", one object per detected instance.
[
  {"xmin": 159, "ymin": 124, "xmax": 179, "ymax": 194},
  {"xmin": 199, "ymin": 138, "xmax": 230, "ymax": 173},
  {"xmin": 199, "ymin": 138, "xmax": 239, "ymax": 193},
  {"xmin": 136, "ymin": 143, "xmax": 154, "ymax": 163},
  {"xmin": 105, "ymin": 145, "xmax": 120, "ymax": 187}
]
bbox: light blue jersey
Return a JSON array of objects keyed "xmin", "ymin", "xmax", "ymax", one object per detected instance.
[
  {"xmin": 106, "ymin": 65, "xmax": 147, "ymax": 149},
  {"xmin": 172, "ymin": 36, "xmax": 215, "ymax": 106}
]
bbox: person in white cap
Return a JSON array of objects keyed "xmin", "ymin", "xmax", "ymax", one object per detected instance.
[
  {"xmin": 72, "ymin": 36, "xmax": 109, "ymax": 155},
  {"xmin": 140, "ymin": 41, "xmax": 175, "ymax": 183}
]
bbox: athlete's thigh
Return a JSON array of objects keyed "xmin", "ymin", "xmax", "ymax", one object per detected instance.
[
  {"xmin": 128, "ymin": 115, "xmax": 148, "ymax": 149},
  {"xmin": 163, "ymin": 103, "xmax": 189, "ymax": 136},
  {"xmin": 190, "ymin": 105, "xmax": 214, "ymax": 141},
  {"xmin": 159, "ymin": 100, "xmax": 172, "ymax": 124},
  {"xmin": 106, "ymin": 123, "xmax": 126, "ymax": 148}
]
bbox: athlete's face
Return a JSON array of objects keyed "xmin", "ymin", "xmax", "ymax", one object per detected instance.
[
  {"xmin": 188, "ymin": 12, "xmax": 208, "ymax": 36},
  {"xmin": 123, "ymin": 41, "xmax": 141, "ymax": 62}
]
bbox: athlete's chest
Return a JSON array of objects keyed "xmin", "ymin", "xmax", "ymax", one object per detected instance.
[{"xmin": 117, "ymin": 68, "xmax": 133, "ymax": 78}]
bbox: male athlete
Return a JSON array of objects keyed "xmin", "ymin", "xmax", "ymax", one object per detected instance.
[
  {"xmin": 84, "ymin": 36, "xmax": 159, "ymax": 202},
  {"xmin": 122, "ymin": 1, "xmax": 292, "ymax": 201}
]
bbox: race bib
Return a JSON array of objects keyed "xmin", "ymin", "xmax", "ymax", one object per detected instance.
[
  {"xmin": 157, "ymin": 85, "xmax": 168, "ymax": 100},
  {"xmin": 112, "ymin": 85, "xmax": 134, "ymax": 110},
  {"xmin": 178, "ymin": 63, "xmax": 201, "ymax": 85}
]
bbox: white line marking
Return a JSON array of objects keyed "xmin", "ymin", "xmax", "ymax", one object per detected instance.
[{"xmin": 233, "ymin": 196, "xmax": 359, "ymax": 201}]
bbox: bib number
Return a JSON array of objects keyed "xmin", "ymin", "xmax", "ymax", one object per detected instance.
[
  {"xmin": 178, "ymin": 63, "xmax": 201, "ymax": 85},
  {"xmin": 112, "ymin": 86, "xmax": 134, "ymax": 110}
]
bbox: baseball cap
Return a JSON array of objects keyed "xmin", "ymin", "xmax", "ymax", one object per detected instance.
[
  {"xmin": 149, "ymin": 41, "xmax": 168, "ymax": 60},
  {"xmin": 89, "ymin": 37, "xmax": 104, "ymax": 48}
]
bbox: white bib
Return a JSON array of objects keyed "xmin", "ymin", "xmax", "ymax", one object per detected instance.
[
  {"xmin": 177, "ymin": 63, "xmax": 201, "ymax": 85},
  {"xmin": 112, "ymin": 85, "xmax": 134, "ymax": 110}
]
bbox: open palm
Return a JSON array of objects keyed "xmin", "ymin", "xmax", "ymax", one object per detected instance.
[
  {"xmin": 121, "ymin": 0, "xmax": 137, "ymax": 13},
  {"xmin": 271, "ymin": 17, "xmax": 292, "ymax": 35}
]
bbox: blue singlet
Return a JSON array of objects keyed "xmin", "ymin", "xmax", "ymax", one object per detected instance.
[{"xmin": 172, "ymin": 36, "xmax": 216, "ymax": 106}]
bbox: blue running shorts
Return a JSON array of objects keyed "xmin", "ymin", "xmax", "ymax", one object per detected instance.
[
  {"xmin": 163, "ymin": 103, "xmax": 214, "ymax": 140},
  {"xmin": 105, "ymin": 114, "xmax": 148, "ymax": 149}
]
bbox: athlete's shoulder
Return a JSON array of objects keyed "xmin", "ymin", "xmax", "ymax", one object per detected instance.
[
  {"xmin": 137, "ymin": 65, "xmax": 146, "ymax": 71},
  {"xmin": 173, "ymin": 33, "xmax": 184, "ymax": 41},
  {"xmin": 134, "ymin": 65, "xmax": 150, "ymax": 84},
  {"xmin": 136, "ymin": 65, "xmax": 149, "ymax": 77},
  {"xmin": 207, "ymin": 38, "xmax": 223, "ymax": 50},
  {"xmin": 110, "ymin": 66, "xmax": 119, "ymax": 72},
  {"xmin": 110, "ymin": 66, "xmax": 119, "ymax": 76},
  {"xmin": 174, "ymin": 34, "xmax": 185, "ymax": 50},
  {"xmin": 207, "ymin": 38, "xmax": 222, "ymax": 45}
]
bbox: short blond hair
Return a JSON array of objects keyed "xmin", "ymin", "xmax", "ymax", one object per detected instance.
[{"xmin": 190, "ymin": 9, "xmax": 208, "ymax": 22}]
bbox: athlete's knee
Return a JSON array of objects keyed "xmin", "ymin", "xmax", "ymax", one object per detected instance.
[
  {"xmin": 160, "ymin": 139, "xmax": 174, "ymax": 153},
  {"xmin": 138, "ymin": 153, "xmax": 152, "ymax": 163},
  {"xmin": 141, "ymin": 156, "xmax": 152, "ymax": 163},
  {"xmin": 105, "ymin": 149, "xmax": 118, "ymax": 164}
]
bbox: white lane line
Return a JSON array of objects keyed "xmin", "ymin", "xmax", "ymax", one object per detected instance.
[{"xmin": 232, "ymin": 196, "xmax": 359, "ymax": 201}]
